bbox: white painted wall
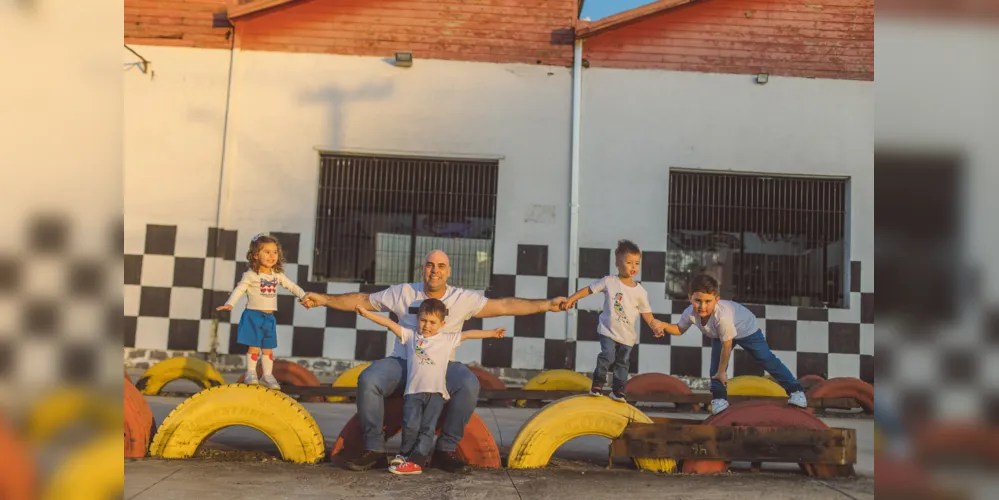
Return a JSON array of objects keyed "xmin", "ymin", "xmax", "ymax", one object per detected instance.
[
  {"xmin": 579, "ymin": 68, "xmax": 874, "ymax": 294},
  {"xmin": 221, "ymin": 51, "xmax": 573, "ymax": 276},
  {"xmin": 123, "ymin": 45, "xmax": 232, "ymax": 254}
]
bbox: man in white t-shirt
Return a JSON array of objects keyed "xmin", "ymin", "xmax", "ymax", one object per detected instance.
[
  {"xmin": 301, "ymin": 249, "xmax": 567, "ymax": 473},
  {"xmin": 660, "ymin": 274, "xmax": 807, "ymax": 415}
]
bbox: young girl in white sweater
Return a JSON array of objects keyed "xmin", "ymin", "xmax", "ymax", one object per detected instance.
[{"xmin": 217, "ymin": 234, "xmax": 306, "ymax": 389}]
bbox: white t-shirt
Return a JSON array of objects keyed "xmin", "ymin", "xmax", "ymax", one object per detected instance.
[
  {"xmin": 399, "ymin": 327, "xmax": 463, "ymax": 399},
  {"xmin": 225, "ymin": 270, "xmax": 305, "ymax": 311},
  {"xmin": 589, "ymin": 276, "xmax": 652, "ymax": 346},
  {"xmin": 677, "ymin": 300, "xmax": 759, "ymax": 341},
  {"xmin": 369, "ymin": 283, "xmax": 489, "ymax": 361}
]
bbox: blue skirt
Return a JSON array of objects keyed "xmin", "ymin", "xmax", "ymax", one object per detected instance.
[{"xmin": 236, "ymin": 309, "xmax": 278, "ymax": 349}]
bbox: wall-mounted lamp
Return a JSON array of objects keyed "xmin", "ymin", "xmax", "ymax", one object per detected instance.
[
  {"xmin": 394, "ymin": 52, "xmax": 413, "ymax": 68},
  {"xmin": 755, "ymin": 73, "xmax": 769, "ymax": 85}
]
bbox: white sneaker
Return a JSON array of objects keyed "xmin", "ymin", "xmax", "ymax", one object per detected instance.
[
  {"xmin": 261, "ymin": 374, "xmax": 281, "ymax": 390},
  {"xmin": 710, "ymin": 399, "xmax": 729, "ymax": 415},
  {"xmin": 390, "ymin": 454, "xmax": 407, "ymax": 467},
  {"xmin": 244, "ymin": 372, "xmax": 259, "ymax": 385},
  {"xmin": 788, "ymin": 391, "xmax": 807, "ymax": 409}
]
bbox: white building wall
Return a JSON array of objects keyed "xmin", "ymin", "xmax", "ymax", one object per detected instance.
[
  {"xmin": 124, "ymin": 47, "xmax": 574, "ymax": 371},
  {"xmin": 124, "ymin": 45, "xmax": 877, "ymax": 381},
  {"xmin": 575, "ymin": 68, "xmax": 874, "ymax": 381}
]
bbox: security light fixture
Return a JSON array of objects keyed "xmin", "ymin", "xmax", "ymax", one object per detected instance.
[
  {"xmin": 395, "ymin": 52, "xmax": 413, "ymax": 68},
  {"xmin": 755, "ymin": 73, "xmax": 769, "ymax": 84}
]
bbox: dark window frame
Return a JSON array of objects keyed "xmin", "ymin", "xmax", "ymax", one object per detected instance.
[
  {"xmin": 312, "ymin": 152, "xmax": 500, "ymax": 290},
  {"xmin": 666, "ymin": 169, "xmax": 850, "ymax": 308}
]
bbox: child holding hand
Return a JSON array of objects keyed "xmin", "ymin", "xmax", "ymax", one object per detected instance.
[
  {"xmin": 565, "ymin": 240, "xmax": 666, "ymax": 403},
  {"xmin": 657, "ymin": 274, "xmax": 808, "ymax": 414},
  {"xmin": 354, "ymin": 299, "xmax": 504, "ymax": 475},
  {"xmin": 217, "ymin": 234, "xmax": 306, "ymax": 389}
]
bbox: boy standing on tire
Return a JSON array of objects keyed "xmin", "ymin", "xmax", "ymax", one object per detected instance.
[
  {"xmin": 354, "ymin": 299, "xmax": 504, "ymax": 475},
  {"xmin": 564, "ymin": 240, "xmax": 666, "ymax": 403},
  {"xmin": 659, "ymin": 274, "xmax": 808, "ymax": 414}
]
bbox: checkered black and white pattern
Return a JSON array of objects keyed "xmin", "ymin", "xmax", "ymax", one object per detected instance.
[
  {"xmin": 124, "ymin": 224, "xmax": 873, "ymax": 382},
  {"xmin": 566, "ymin": 247, "xmax": 875, "ymax": 384}
]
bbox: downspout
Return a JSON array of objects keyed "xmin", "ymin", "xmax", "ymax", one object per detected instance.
[
  {"xmin": 208, "ymin": 23, "xmax": 239, "ymax": 361},
  {"xmin": 566, "ymin": 38, "xmax": 583, "ymax": 368}
]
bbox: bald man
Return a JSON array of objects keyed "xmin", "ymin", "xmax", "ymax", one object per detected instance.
[{"xmin": 301, "ymin": 250, "xmax": 567, "ymax": 473}]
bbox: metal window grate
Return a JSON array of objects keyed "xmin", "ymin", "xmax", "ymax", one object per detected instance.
[
  {"xmin": 313, "ymin": 153, "xmax": 499, "ymax": 290},
  {"xmin": 667, "ymin": 170, "xmax": 848, "ymax": 308}
]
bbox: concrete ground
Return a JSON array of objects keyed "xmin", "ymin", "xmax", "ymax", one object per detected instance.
[{"xmin": 126, "ymin": 377, "xmax": 875, "ymax": 499}]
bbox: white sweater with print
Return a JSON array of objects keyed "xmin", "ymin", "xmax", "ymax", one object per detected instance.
[{"xmin": 225, "ymin": 270, "xmax": 306, "ymax": 311}]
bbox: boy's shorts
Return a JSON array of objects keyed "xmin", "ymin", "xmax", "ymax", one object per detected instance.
[{"xmin": 236, "ymin": 309, "xmax": 277, "ymax": 349}]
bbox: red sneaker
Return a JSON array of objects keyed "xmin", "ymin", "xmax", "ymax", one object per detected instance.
[{"xmin": 389, "ymin": 460, "xmax": 423, "ymax": 475}]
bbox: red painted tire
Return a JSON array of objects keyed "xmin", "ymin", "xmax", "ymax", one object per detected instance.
[
  {"xmin": 622, "ymin": 373, "xmax": 700, "ymax": 411},
  {"xmin": 0, "ymin": 413, "xmax": 35, "ymax": 499},
  {"xmin": 124, "ymin": 370, "xmax": 156, "ymax": 459},
  {"xmin": 681, "ymin": 400, "xmax": 829, "ymax": 475},
  {"xmin": 468, "ymin": 365, "xmax": 509, "ymax": 406},
  {"xmin": 238, "ymin": 359, "xmax": 325, "ymax": 403},
  {"xmin": 329, "ymin": 396, "xmax": 501, "ymax": 468},
  {"xmin": 797, "ymin": 374, "xmax": 825, "ymax": 390},
  {"xmin": 913, "ymin": 423, "xmax": 999, "ymax": 467},
  {"xmin": 806, "ymin": 377, "xmax": 873, "ymax": 414}
]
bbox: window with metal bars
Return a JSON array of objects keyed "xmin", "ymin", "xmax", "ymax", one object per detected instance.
[
  {"xmin": 312, "ymin": 153, "xmax": 499, "ymax": 290},
  {"xmin": 666, "ymin": 170, "xmax": 849, "ymax": 308}
]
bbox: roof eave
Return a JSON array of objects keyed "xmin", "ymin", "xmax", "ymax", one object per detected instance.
[
  {"xmin": 575, "ymin": 0, "xmax": 696, "ymax": 39},
  {"xmin": 227, "ymin": 0, "xmax": 302, "ymax": 21}
]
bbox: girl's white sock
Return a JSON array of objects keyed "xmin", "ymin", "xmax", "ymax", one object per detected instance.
[
  {"xmin": 261, "ymin": 352, "xmax": 275, "ymax": 376},
  {"xmin": 246, "ymin": 352, "xmax": 259, "ymax": 375}
]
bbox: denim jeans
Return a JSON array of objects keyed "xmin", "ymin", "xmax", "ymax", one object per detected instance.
[
  {"xmin": 400, "ymin": 393, "xmax": 445, "ymax": 458},
  {"xmin": 592, "ymin": 335, "xmax": 633, "ymax": 393},
  {"xmin": 709, "ymin": 330, "xmax": 803, "ymax": 400},
  {"xmin": 356, "ymin": 357, "xmax": 480, "ymax": 453}
]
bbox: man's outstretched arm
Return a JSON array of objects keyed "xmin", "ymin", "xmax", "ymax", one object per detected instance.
[
  {"xmin": 300, "ymin": 292, "xmax": 377, "ymax": 312},
  {"xmin": 475, "ymin": 296, "xmax": 567, "ymax": 318}
]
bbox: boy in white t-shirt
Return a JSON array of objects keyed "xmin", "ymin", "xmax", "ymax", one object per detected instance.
[
  {"xmin": 658, "ymin": 274, "xmax": 808, "ymax": 414},
  {"xmin": 565, "ymin": 240, "xmax": 666, "ymax": 403},
  {"xmin": 354, "ymin": 299, "xmax": 504, "ymax": 475}
]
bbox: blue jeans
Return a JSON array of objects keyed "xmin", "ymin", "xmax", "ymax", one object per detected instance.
[
  {"xmin": 709, "ymin": 330, "xmax": 803, "ymax": 400},
  {"xmin": 356, "ymin": 357, "xmax": 480, "ymax": 453},
  {"xmin": 592, "ymin": 335, "xmax": 633, "ymax": 393},
  {"xmin": 401, "ymin": 393, "xmax": 445, "ymax": 458}
]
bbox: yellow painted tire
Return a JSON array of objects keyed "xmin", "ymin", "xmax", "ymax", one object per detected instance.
[
  {"xmin": 24, "ymin": 388, "xmax": 121, "ymax": 445},
  {"xmin": 43, "ymin": 432, "xmax": 122, "ymax": 500},
  {"xmin": 515, "ymin": 369, "xmax": 592, "ymax": 407},
  {"xmin": 707, "ymin": 375, "xmax": 787, "ymax": 413},
  {"xmin": 135, "ymin": 357, "xmax": 226, "ymax": 396},
  {"xmin": 149, "ymin": 384, "xmax": 325, "ymax": 464},
  {"xmin": 328, "ymin": 362, "xmax": 371, "ymax": 403},
  {"xmin": 727, "ymin": 375, "xmax": 787, "ymax": 397},
  {"xmin": 508, "ymin": 394, "xmax": 676, "ymax": 473}
]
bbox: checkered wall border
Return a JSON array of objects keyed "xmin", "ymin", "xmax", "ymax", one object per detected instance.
[{"xmin": 123, "ymin": 224, "xmax": 873, "ymax": 382}]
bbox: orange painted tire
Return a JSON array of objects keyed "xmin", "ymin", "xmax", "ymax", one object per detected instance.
[
  {"xmin": 329, "ymin": 396, "xmax": 501, "ymax": 468},
  {"xmin": 468, "ymin": 365, "xmax": 508, "ymax": 406},
  {"xmin": 124, "ymin": 370, "xmax": 156, "ymax": 458},
  {"xmin": 682, "ymin": 400, "xmax": 829, "ymax": 475},
  {"xmin": 0, "ymin": 414, "xmax": 36, "ymax": 499},
  {"xmin": 237, "ymin": 360, "xmax": 324, "ymax": 403},
  {"xmin": 622, "ymin": 373, "xmax": 700, "ymax": 411},
  {"xmin": 806, "ymin": 377, "xmax": 873, "ymax": 414}
]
